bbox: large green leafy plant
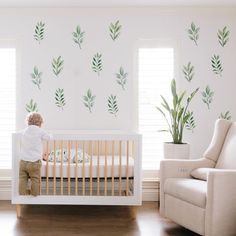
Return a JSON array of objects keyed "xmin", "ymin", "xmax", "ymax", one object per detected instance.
[{"xmin": 156, "ymin": 79, "xmax": 199, "ymax": 144}]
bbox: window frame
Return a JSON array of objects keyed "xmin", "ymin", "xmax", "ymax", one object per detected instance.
[
  {"xmin": 134, "ymin": 39, "xmax": 179, "ymax": 177},
  {"xmin": 0, "ymin": 39, "xmax": 19, "ymax": 178}
]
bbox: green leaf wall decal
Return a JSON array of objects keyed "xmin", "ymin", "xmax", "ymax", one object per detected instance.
[
  {"xmin": 187, "ymin": 22, "xmax": 200, "ymax": 46},
  {"xmin": 52, "ymin": 56, "xmax": 64, "ymax": 76},
  {"xmin": 185, "ymin": 111, "xmax": 196, "ymax": 132},
  {"xmin": 183, "ymin": 62, "xmax": 194, "ymax": 82},
  {"xmin": 83, "ymin": 89, "xmax": 96, "ymax": 113},
  {"xmin": 219, "ymin": 111, "xmax": 231, "ymax": 120},
  {"xmin": 109, "ymin": 20, "xmax": 122, "ymax": 41},
  {"xmin": 116, "ymin": 66, "xmax": 128, "ymax": 90},
  {"xmin": 34, "ymin": 21, "xmax": 45, "ymax": 44},
  {"xmin": 108, "ymin": 94, "xmax": 118, "ymax": 117},
  {"xmin": 217, "ymin": 26, "xmax": 230, "ymax": 47},
  {"xmin": 202, "ymin": 85, "xmax": 214, "ymax": 109},
  {"xmin": 92, "ymin": 53, "xmax": 102, "ymax": 76},
  {"xmin": 30, "ymin": 66, "xmax": 42, "ymax": 89},
  {"xmin": 55, "ymin": 88, "xmax": 66, "ymax": 110},
  {"xmin": 211, "ymin": 54, "xmax": 223, "ymax": 77},
  {"xmin": 72, "ymin": 25, "xmax": 85, "ymax": 49},
  {"xmin": 26, "ymin": 99, "xmax": 38, "ymax": 113}
]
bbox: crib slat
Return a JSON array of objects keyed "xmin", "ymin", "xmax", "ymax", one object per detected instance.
[
  {"xmin": 39, "ymin": 141, "xmax": 46, "ymax": 195},
  {"xmin": 119, "ymin": 140, "xmax": 122, "ymax": 196},
  {"xmin": 132, "ymin": 140, "xmax": 134, "ymax": 195},
  {"xmin": 89, "ymin": 141, "xmax": 93, "ymax": 195},
  {"xmin": 53, "ymin": 140, "xmax": 56, "ymax": 195},
  {"xmin": 46, "ymin": 141, "xmax": 49, "ymax": 195},
  {"xmin": 82, "ymin": 141, "xmax": 85, "ymax": 196},
  {"xmin": 39, "ymin": 175, "xmax": 41, "ymax": 195},
  {"xmin": 88, "ymin": 141, "xmax": 93, "ymax": 195},
  {"xmin": 75, "ymin": 141, "xmax": 78, "ymax": 195},
  {"xmin": 104, "ymin": 141, "xmax": 107, "ymax": 196},
  {"xmin": 132, "ymin": 141, "xmax": 134, "ymax": 159},
  {"xmin": 112, "ymin": 140, "xmax": 115, "ymax": 196},
  {"xmin": 126, "ymin": 140, "xmax": 129, "ymax": 196},
  {"xmin": 39, "ymin": 159, "xmax": 42, "ymax": 195},
  {"xmin": 68, "ymin": 140, "xmax": 71, "ymax": 195},
  {"xmin": 60, "ymin": 140, "xmax": 63, "ymax": 195},
  {"xmin": 97, "ymin": 141, "xmax": 100, "ymax": 196}
]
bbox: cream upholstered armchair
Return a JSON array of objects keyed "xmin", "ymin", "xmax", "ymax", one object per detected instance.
[{"xmin": 160, "ymin": 119, "xmax": 236, "ymax": 236}]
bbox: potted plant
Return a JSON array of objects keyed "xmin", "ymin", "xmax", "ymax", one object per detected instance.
[{"xmin": 156, "ymin": 79, "xmax": 199, "ymax": 159}]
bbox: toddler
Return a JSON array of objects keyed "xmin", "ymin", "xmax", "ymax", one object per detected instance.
[{"xmin": 19, "ymin": 112, "xmax": 52, "ymax": 196}]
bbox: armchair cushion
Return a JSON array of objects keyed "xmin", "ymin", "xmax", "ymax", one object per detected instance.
[
  {"xmin": 191, "ymin": 168, "xmax": 215, "ymax": 181},
  {"xmin": 164, "ymin": 178, "xmax": 207, "ymax": 208},
  {"xmin": 203, "ymin": 119, "xmax": 232, "ymax": 163}
]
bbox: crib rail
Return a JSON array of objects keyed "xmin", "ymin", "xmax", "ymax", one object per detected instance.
[
  {"xmin": 41, "ymin": 139, "xmax": 134, "ymax": 197},
  {"xmin": 12, "ymin": 132, "xmax": 142, "ymax": 205}
]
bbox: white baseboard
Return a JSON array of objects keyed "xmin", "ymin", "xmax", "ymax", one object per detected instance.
[
  {"xmin": 0, "ymin": 178, "xmax": 160, "ymax": 202},
  {"xmin": 142, "ymin": 178, "xmax": 160, "ymax": 201}
]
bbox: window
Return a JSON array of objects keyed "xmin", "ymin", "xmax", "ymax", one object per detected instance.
[
  {"xmin": 138, "ymin": 45, "xmax": 174, "ymax": 170},
  {"xmin": 0, "ymin": 48, "xmax": 16, "ymax": 169}
]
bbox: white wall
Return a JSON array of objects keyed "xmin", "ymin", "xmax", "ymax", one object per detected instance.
[{"xmin": 0, "ymin": 7, "xmax": 235, "ymax": 159}]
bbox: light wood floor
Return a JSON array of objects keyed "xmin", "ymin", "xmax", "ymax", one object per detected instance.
[{"xmin": 0, "ymin": 201, "xmax": 199, "ymax": 236}]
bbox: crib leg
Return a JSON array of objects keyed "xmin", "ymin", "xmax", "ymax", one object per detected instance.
[
  {"xmin": 16, "ymin": 204, "xmax": 21, "ymax": 218},
  {"xmin": 130, "ymin": 206, "xmax": 137, "ymax": 220}
]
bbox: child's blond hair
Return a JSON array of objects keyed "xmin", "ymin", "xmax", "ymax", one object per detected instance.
[{"xmin": 26, "ymin": 112, "xmax": 43, "ymax": 127}]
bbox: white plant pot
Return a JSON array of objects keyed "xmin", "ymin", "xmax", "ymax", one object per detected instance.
[{"xmin": 163, "ymin": 142, "xmax": 190, "ymax": 159}]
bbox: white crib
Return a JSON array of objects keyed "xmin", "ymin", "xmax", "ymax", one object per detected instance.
[{"xmin": 12, "ymin": 131, "xmax": 142, "ymax": 217}]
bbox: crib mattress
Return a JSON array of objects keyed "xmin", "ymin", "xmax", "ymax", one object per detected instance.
[{"xmin": 41, "ymin": 155, "xmax": 134, "ymax": 178}]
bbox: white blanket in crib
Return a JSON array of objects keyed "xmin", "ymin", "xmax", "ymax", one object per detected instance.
[{"xmin": 47, "ymin": 148, "xmax": 90, "ymax": 163}]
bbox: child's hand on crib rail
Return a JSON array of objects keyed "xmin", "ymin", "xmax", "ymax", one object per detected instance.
[{"xmin": 42, "ymin": 152, "xmax": 49, "ymax": 161}]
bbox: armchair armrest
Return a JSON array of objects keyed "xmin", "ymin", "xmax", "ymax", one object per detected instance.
[
  {"xmin": 205, "ymin": 170, "xmax": 236, "ymax": 236},
  {"xmin": 160, "ymin": 158, "xmax": 214, "ymax": 216},
  {"xmin": 160, "ymin": 158, "xmax": 214, "ymax": 180}
]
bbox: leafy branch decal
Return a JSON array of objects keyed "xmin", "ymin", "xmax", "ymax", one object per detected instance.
[
  {"xmin": 183, "ymin": 62, "xmax": 194, "ymax": 82},
  {"xmin": 219, "ymin": 111, "xmax": 231, "ymax": 120},
  {"xmin": 109, "ymin": 20, "xmax": 122, "ymax": 41},
  {"xmin": 211, "ymin": 55, "xmax": 223, "ymax": 77},
  {"xmin": 185, "ymin": 111, "xmax": 196, "ymax": 132},
  {"xmin": 116, "ymin": 66, "xmax": 128, "ymax": 90},
  {"xmin": 26, "ymin": 99, "xmax": 38, "ymax": 113},
  {"xmin": 187, "ymin": 22, "xmax": 200, "ymax": 46},
  {"xmin": 30, "ymin": 66, "xmax": 42, "ymax": 90},
  {"xmin": 72, "ymin": 25, "xmax": 85, "ymax": 49},
  {"xmin": 55, "ymin": 88, "xmax": 66, "ymax": 110},
  {"xmin": 217, "ymin": 26, "xmax": 230, "ymax": 47},
  {"xmin": 52, "ymin": 56, "xmax": 64, "ymax": 76},
  {"xmin": 108, "ymin": 94, "xmax": 118, "ymax": 117},
  {"xmin": 83, "ymin": 89, "xmax": 96, "ymax": 113},
  {"xmin": 34, "ymin": 21, "xmax": 45, "ymax": 44},
  {"xmin": 202, "ymin": 86, "xmax": 214, "ymax": 110},
  {"xmin": 92, "ymin": 53, "xmax": 102, "ymax": 76}
]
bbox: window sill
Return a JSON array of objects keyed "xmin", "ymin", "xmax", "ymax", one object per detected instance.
[{"xmin": 142, "ymin": 169, "xmax": 160, "ymax": 180}]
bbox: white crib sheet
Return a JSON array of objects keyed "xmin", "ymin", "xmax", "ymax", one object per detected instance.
[{"xmin": 41, "ymin": 155, "xmax": 134, "ymax": 178}]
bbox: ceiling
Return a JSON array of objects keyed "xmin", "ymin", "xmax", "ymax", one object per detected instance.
[{"xmin": 0, "ymin": 0, "xmax": 236, "ymax": 8}]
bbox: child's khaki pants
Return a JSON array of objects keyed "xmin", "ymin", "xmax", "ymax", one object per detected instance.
[{"xmin": 19, "ymin": 160, "xmax": 41, "ymax": 196}]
